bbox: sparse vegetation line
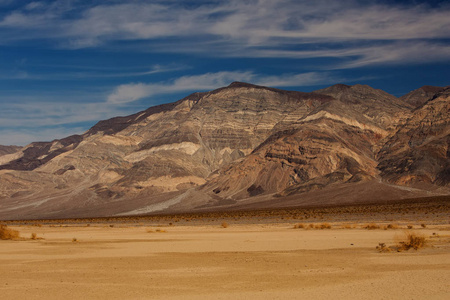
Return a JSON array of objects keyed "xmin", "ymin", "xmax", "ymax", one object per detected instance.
[{"xmin": 0, "ymin": 224, "xmax": 20, "ymax": 240}]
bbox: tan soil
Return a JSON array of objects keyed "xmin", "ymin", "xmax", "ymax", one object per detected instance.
[{"xmin": 0, "ymin": 222, "xmax": 449, "ymax": 299}]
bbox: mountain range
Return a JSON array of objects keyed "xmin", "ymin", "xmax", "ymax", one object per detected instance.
[{"xmin": 0, "ymin": 82, "xmax": 448, "ymax": 220}]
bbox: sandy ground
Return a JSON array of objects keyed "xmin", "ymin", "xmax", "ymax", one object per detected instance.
[{"xmin": 1, "ymin": 222, "xmax": 449, "ymax": 300}]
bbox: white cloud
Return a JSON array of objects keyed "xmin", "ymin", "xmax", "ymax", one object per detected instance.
[
  {"xmin": 107, "ymin": 83, "xmax": 152, "ymax": 104},
  {"xmin": 0, "ymin": 127, "xmax": 86, "ymax": 146},
  {"xmin": 245, "ymin": 41, "xmax": 450, "ymax": 68},
  {"xmin": 107, "ymin": 70, "xmax": 339, "ymax": 104},
  {"xmin": 0, "ymin": 64, "xmax": 184, "ymax": 81},
  {"xmin": 107, "ymin": 71, "xmax": 254, "ymax": 104},
  {"xmin": 0, "ymin": 101, "xmax": 126, "ymax": 128},
  {"xmin": 0, "ymin": 1, "xmax": 448, "ymax": 66}
]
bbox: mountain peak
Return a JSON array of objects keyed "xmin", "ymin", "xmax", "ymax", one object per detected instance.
[
  {"xmin": 329, "ymin": 83, "xmax": 352, "ymax": 90},
  {"xmin": 400, "ymin": 85, "xmax": 446, "ymax": 108},
  {"xmin": 420, "ymin": 85, "xmax": 444, "ymax": 93},
  {"xmin": 227, "ymin": 81, "xmax": 262, "ymax": 89}
]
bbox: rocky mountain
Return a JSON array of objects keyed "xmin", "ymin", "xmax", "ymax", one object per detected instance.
[
  {"xmin": 400, "ymin": 85, "xmax": 445, "ymax": 108},
  {"xmin": 0, "ymin": 145, "xmax": 21, "ymax": 157},
  {"xmin": 378, "ymin": 87, "xmax": 450, "ymax": 187},
  {"xmin": 0, "ymin": 83, "xmax": 448, "ymax": 220}
]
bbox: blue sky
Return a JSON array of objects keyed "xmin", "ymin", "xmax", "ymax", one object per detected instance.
[{"xmin": 0, "ymin": 0, "xmax": 449, "ymax": 145}]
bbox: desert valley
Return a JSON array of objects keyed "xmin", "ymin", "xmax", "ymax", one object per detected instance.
[{"xmin": 1, "ymin": 0, "xmax": 449, "ymax": 299}]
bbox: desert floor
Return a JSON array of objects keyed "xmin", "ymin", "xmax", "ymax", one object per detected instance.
[{"xmin": 1, "ymin": 214, "xmax": 449, "ymax": 300}]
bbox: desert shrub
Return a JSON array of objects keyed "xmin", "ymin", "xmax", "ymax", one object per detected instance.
[
  {"xmin": 376, "ymin": 232, "xmax": 426, "ymax": 253},
  {"xmin": 386, "ymin": 223, "xmax": 399, "ymax": 230},
  {"xmin": 376, "ymin": 243, "xmax": 391, "ymax": 252},
  {"xmin": 407, "ymin": 225, "xmax": 413, "ymax": 229},
  {"xmin": 308, "ymin": 223, "xmax": 315, "ymax": 229},
  {"xmin": 398, "ymin": 232, "xmax": 426, "ymax": 251},
  {"xmin": 221, "ymin": 222, "xmax": 229, "ymax": 228},
  {"xmin": 31, "ymin": 233, "xmax": 37, "ymax": 240},
  {"xmin": 0, "ymin": 224, "xmax": 20, "ymax": 240},
  {"xmin": 72, "ymin": 237, "xmax": 78, "ymax": 242},
  {"xmin": 318, "ymin": 223, "xmax": 331, "ymax": 229},
  {"xmin": 420, "ymin": 224, "xmax": 427, "ymax": 228},
  {"xmin": 313, "ymin": 223, "xmax": 331, "ymax": 229},
  {"xmin": 293, "ymin": 223, "xmax": 304, "ymax": 229},
  {"xmin": 364, "ymin": 223, "xmax": 380, "ymax": 230}
]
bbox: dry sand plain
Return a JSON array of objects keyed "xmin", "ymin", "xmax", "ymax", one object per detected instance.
[{"xmin": 1, "ymin": 219, "xmax": 449, "ymax": 300}]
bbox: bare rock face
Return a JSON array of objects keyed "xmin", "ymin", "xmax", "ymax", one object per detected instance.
[
  {"xmin": 377, "ymin": 88, "xmax": 450, "ymax": 186},
  {"xmin": 0, "ymin": 82, "xmax": 448, "ymax": 220},
  {"xmin": 314, "ymin": 84, "xmax": 412, "ymax": 130},
  {"xmin": 400, "ymin": 85, "xmax": 446, "ymax": 108},
  {"xmin": 0, "ymin": 145, "xmax": 21, "ymax": 157},
  {"xmin": 199, "ymin": 84, "xmax": 406, "ymax": 203}
]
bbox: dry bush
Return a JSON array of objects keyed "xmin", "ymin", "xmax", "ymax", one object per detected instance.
[
  {"xmin": 397, "ymin": 232, "xmax": 426, "ymax": 251},
  {"xmin": 315, "ymin": 223, "xmax": 331, "ymax": 229},
  {"xmin": 386, "ymin": 223, "xmax": 399, "ymax": 230},
  {"xmin": 293, "ymin": 223, "xmax": 304, "ymax": 229},
  {"xmin": 308, "ymin": 223, "xmax": 315, "ymax": 229},
  {"xmin": 31, "ymin": 233, "xmax": 37, "ymax": 240},
  {"xmin": 221, "ymin": 222, "xmax": 229, "ymax": 228},
  {"xmin": 376, "ymin": 232, "xmax": 426, "ymax": 253},
  {"xmin": 0, "ymin": 224, "xmax": 20, "ymax": 240},
  {"xmin": 376, "ymin": 243, "xmax": 392, "ymax": 253},
  {"xmin": 407, "ymin": 225, "xmax": 413, "ymax": 229},
  {"xmin": 420, "ymin": 224, "xmax": 427, "ymax": 228},
  {"xmin": 364, "ymin": 223, "xmax": 380, "ymax": 230},
  {"xmin": 72, "ymin": 237, "xmax": 78, "ymax": 242}
]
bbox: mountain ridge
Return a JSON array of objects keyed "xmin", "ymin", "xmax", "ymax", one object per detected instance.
[{"xmin": 0, "ymin": 82, "xmax": 448, "ymax": 220}]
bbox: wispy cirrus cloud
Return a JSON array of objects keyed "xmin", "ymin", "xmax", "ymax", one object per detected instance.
[
  {"xmin": 0, "ymin": 127, "xmax": 87, "ymax": 146},
  {"xmin": 107, "ymin": 71, "xmax": 255, "ymax": 104},
  {"xmin": 0, "ymin": 0, "xmax": 448, "ymax": 67},
  {"xmin": 0, "ymin": 101, "xmax": 126, "ymax": 128},
  {"xmin": 247, "ymin": 41, "xmax": 450, "ymax": 69},
  {"xmin": 0, "ymin": 99, "xmax": 136, "ymax": 145},
  {"xmin": 0, "ymin": 64, "xmax": 186, "ymax": 81},
  {"xmin": 107, "ymin": 70, "xmax": 341, "ymax": 104}
]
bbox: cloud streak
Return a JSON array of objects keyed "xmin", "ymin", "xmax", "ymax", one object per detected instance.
[
  {"xmin": 0, "ymin": 101, "xmax": 126, "ymax": 128},
  {"xmin": 0, "ymin": 127, "xmax": 87, "ymax": 146},
  {"xmin": 107, "ymin": 71, "xmax": 340, "ymax": 104},
  {"xmin": 0, "ymin": 0, "xmax": 448, "ymax": 67},
  {"xmin": 0, "ymin": 64, "xmax": 186, "ymax": 81}
]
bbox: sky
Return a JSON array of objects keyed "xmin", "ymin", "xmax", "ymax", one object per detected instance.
[{"xmin": 0, "ymin": 0, "xmax": 449, "ymax": 146}]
